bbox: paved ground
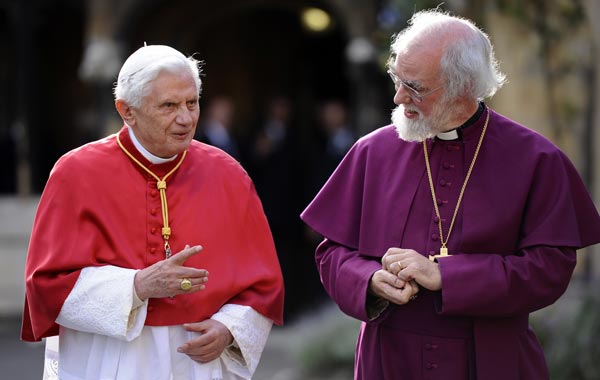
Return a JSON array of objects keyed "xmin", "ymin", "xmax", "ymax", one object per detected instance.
[
  {"xmin": 0, "ymin": 317, "xmax": 45, "ymax": 380},
  {"xmin": 253, "ymin": 303, "xmax": 357, "ymax": 380}
]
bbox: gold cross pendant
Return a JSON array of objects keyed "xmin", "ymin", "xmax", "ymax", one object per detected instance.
[{"xmin": 429, "ymin": 247, "xmax": 451, "ymax": 262}]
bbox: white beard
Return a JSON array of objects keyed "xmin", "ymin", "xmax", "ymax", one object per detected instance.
[{"xmin": 392, "ymin": 102, "xmax": 456, "ymax": 142}]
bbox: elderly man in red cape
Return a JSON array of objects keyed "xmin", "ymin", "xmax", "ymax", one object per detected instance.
[
  {"xmin": 22, "ymin": 44, "xmax": 284, "ymax": 380},
  {"xmin": 301, "ymin": 9, "xmax": 600, "ymax": 380}
]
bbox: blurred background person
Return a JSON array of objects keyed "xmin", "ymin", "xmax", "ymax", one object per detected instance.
[
  {"xmin": 308, "ymin": 99, "xmax": 356, "ymax": 200},
  {"xmin": 195, "ymin": 95, "xmax": 241, "ymax": 160},
  {"xmin": 248, "ymin": 96, "xmax": 321, "ymax": 321},
  {"xmin": 304, "ymin": 99, "xmax": 356, "ymax": 261}
]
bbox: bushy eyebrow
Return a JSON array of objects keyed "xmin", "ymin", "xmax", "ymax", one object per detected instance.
[
  {"xmin": 404, "ymin": 79, "xmax": 423, "ymax": 91},
  {"xmin": 157, "ymin": 96, "xmax": 197, "ymax": 106},
  {"xmin": 389, "ymin": 69, "xmax": 424, "ymax": 91}
]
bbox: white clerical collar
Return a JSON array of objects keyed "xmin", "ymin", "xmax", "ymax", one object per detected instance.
[
  {"xmin": 127, "ymin": 126, "xmax": 177, "ymax": 164},
  {"xmin": 436, "ymin": 129, "xmax": 460, "ymax": 141}
]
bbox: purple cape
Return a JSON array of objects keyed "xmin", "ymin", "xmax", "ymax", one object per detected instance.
[{"xmin": 301, "ymin": 107, "xmax": 600, "ymax": 380}]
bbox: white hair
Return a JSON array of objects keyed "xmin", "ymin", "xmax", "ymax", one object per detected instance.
[
  {"xmin": 390, "ymin": 9, "xmax": 506, "ymax": 101},
  {"xmin": 113, "ymin": 45, "xmax": 202, "ymax": 107}
]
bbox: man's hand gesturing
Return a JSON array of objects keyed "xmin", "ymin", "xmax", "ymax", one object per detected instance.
[{"xmin": 134, "ymin": 245, "xmax": 209, "ymax": 299}]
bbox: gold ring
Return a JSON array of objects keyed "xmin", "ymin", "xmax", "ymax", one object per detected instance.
[{"xmin": 180, "ymin": 278, "xmax": 192, "ymax": 291}]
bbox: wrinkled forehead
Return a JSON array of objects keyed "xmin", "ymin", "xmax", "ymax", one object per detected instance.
[
  {"xmin": 392, "ymin": 44, "xmax": 441, "ymax": 80},
  {"xmin": 118, "ymin": 45, "xmax": 187, "ymax": 80}
]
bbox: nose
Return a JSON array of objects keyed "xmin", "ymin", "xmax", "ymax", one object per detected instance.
[
  {"xmin": 393, "ymin": 85, "xmax": 412, "ymax": 106},
  {"xmin": 176, "ymin": 105, "xmax": 194, "ymax": 126}
]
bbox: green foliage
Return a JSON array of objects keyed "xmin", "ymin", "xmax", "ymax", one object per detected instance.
[
  {"xmin": 494, "ymin": 0, "xmax": 589, "ymax": 142},
  {"xmin": 386, "ymin": 0, "xmax": 447, "ymax": 18},
  {"xmin": 373, "ymin": 0, "xmax": 450, "ymax": 70},
  {"xmin": 532, "ymin": 289, "xmax": 600, "ymax": 380},
  {"xmin": 296, "ymin": 315, "xmax": 360, "ymax": 376},
  {"xmin": 497, "ymin": 0, "xmax": 585, "ymax": 27}
]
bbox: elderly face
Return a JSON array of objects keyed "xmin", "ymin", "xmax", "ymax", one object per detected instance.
[
  {"xmin": 127, "ymin": 69, "xmax": 200, "ymax": 158},
  {"xmin": 390, "ymin": 49, "xmax": 455, "ymax": 142}
]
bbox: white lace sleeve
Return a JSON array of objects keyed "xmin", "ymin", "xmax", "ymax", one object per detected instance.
[
  {"xmin": 42, "ymin": 336, "xmax": 59, "ymax": 380},
  {"xmin": 56, "ymin": 266, "xmax": 148, "ymax": 341},
  {"xmin": 211, "ymin": 304, "xmax": 273, "ymax": 378}
]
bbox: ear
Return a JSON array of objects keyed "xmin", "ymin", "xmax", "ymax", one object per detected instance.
[{"xmin": 115, "ymin": 99, "xmax": 136, "ymax": 126}]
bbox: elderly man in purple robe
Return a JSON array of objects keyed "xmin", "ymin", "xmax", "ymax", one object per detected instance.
[{"xmin": 301, "ymin": 9, "xmax": 600, "ymax": 380}]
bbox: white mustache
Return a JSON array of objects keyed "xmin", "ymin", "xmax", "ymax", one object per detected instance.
[
  {"xmin": 399, "ymin": 105, "xmax": 422, "ymax": 116},
  {"xmin": 391, "ymin": 105, "xmax": 432, "ymax": 142}
]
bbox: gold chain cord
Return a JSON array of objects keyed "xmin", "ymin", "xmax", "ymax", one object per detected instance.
[
  {"xmin": 423, "ymin": 110, "xmax": 490, "ymax": 254},
  {"xmin": 116, "ymin": 133, "xmax": 187, "ymax": 256}
]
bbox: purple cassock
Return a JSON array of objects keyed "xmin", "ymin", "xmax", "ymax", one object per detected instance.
[{"xmin": 301, "ymin": 105, "xmax": 600, "ymax": 380}]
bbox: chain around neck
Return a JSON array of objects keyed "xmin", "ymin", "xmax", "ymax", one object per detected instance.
[
  {"xmin": 423, "ymin": 110, "xmax": 490, "ymax": 255},
  {"xmin": 116, "ymin": 133, "xmax": 187, "ymax": 258}
]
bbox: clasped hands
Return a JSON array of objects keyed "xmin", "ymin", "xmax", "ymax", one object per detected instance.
[
  {"xmin": 134, "ymin": 245, "xmax": 233, "ymax": 363},
  {"xmin": 369, "ymin": 248, "xmax": 442, "ymax": 305}
]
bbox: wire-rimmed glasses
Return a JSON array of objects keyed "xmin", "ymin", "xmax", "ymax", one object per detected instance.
[{"xmin": 387, "ymin": 70, "xmax": 443, "ymax": 103}]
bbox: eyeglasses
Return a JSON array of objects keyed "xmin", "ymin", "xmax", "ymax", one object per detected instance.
[{"xmin": 387, "ymin": 70, "xmax": 443, "ymax": 103}]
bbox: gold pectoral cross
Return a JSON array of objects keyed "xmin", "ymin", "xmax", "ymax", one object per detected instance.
[{"xmin": 429, "ymin": 247, "xmax": 451, "ymax": 262}]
